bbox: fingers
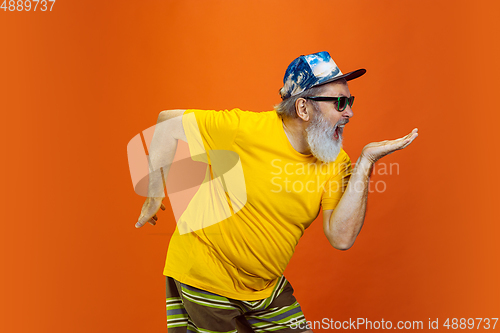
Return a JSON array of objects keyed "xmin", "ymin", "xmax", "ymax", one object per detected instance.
[
  {"xmin": 135, "ymin": 214, "xmax": 158, "ymax": 229},
  {"xmin": 135, "ymin": 218, "xmax": 146, "ymax": 228},
  {"xmin": 404, "ymin": 128, "xmax": 419, "ymax": 143},
  {"xmin": 379, "ymin": 129, "xmax": 419, "ymax": 152},
  {"xmin": 362, "ymin": 128, "xmax": 419, "ymax": 162},
  {"xmin": 148, "ymin": 216, "xmax": 157, "ymax": 226},
  {"xmin": 393, "ymin": 128, "xmax": 419, "ymax": 145},
  {"xmin": 135, "ymin": 199, "xmax": 165, "ymax": 229},
  {"xmin": 399, "ymin": 130, "xmax": 419, "ymax": 150},
  {"xmin": 398, "ymin": 128, "xmax": 418, "ymax": 140},
  {"xmin": 146, "ymin": 215, "xmax": 158, "ymax": 226}
]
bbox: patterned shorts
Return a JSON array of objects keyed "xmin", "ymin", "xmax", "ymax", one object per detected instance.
[{"xmin": 166, "ymin": 276, "xmax": 308, "ymax": 333}]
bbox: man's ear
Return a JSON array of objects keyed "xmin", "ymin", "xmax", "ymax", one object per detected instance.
[{"xmin": 295, "ymin": 98, "xmax": 311, "ymax": 122}]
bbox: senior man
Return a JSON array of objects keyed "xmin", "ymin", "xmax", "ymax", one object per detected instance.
[{"xmin": 136, "ymin": 51, "xmax": 418, "ymax": 333}]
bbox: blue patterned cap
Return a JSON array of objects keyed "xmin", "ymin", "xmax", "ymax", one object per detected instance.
[{"xmin": 280, "ymin": 51, "xmax": 366, "ymax": 100}]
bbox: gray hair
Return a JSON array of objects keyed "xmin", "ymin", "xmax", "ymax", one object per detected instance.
[{"xmin": 274, "ymin": 79, "xmax": 347, "ymax": 119}]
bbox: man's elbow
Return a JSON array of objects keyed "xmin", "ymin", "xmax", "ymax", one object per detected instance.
[
  {"xmin": 325, "ymin": 233, "xmax": 356, "ymax": 251},
  {"xmin": 158, "ymin": 110, "xmax": 168, "ymax": 122},
  {"xmin": 158, "ymin": 110, "xmax": 174, "ymax": 123},
  {"xmin": 332, "ymin": 241, "xmax": 354, "ymax": 251},
  {"xmin": 158, "ymin": 109, "xmax": 185, "ymax": 123}
]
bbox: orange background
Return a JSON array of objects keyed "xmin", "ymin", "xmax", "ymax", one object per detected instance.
[{"xmin": 1, "ymin": 0, "xmax": 499, "ymax": 332}]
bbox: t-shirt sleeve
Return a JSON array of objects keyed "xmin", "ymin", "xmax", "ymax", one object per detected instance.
[
  {"xmin": 321, "ymin": 150, "xmax": 352, "ymax": 210},
  {"xmin": 182, "ymin": 109, "xmax": 241, "ymax": 162}
]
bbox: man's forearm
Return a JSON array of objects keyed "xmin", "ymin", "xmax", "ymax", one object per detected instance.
[
  {"xmin": 147, "ymin": 111, "xmax": 181, "ymax": 198},
  {"xmin": 324, "ymin": 155, "xmax": 374, "ymax": 249}
]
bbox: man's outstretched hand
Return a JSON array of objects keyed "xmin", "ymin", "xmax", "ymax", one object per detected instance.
[
  {"xmin": 361, "ymin": 128, "xmax": 418, "ymax": 163},
  {"xmin": 136, "ymin": 197, "xmax": 166, "ymax": 228}
]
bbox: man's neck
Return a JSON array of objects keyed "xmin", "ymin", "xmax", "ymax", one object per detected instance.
[{"xmin": 281, "ymin": 116, "xmax": 311, "ymax": 155}]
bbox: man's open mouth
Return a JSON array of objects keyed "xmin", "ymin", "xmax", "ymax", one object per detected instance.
[{"xmin": 333, "ymin": 124, "xmax": 345, "ymax": 140}]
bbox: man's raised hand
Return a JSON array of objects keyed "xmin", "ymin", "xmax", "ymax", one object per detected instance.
[{"xmin": 361, "ymin": 128, "xmax": 418, "ymax": 164}]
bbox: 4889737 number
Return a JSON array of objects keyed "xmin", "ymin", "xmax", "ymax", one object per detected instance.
[
  {"xmin": 1, "ymin": 0, "xmax": 56, "ymax": 11},
  {"xmin": 443, "ymin": 318, "xmax": 498, "ymax": 330}
]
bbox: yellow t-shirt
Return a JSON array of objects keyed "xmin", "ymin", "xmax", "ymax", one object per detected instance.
[{"xmin": 163, "ymin": 108, "xmax": 351, "ymax": 300}]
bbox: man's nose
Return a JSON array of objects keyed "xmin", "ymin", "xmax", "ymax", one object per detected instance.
[{"xmin": 342, "ymin": 105, "xmax": 353, "ymax": 118}]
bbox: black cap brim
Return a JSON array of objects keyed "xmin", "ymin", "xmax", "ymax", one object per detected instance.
[{"xmin": 318, "ymin": 68, "xmax": 366, "ymax": 86}]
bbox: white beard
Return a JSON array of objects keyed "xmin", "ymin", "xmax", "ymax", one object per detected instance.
[{"xmin": 305, "ymin": 112, "xmax": 343, "ymax": 163}]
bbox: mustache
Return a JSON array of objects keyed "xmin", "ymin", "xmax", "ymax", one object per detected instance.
[{"xmin": 336, "ymin": 119, "xmax": 349, "ymax": 126}]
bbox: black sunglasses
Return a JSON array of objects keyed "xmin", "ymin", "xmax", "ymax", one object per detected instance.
[{"xmin": 305, "ymin": 96, "xmax": 355, "ymax": 112}]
